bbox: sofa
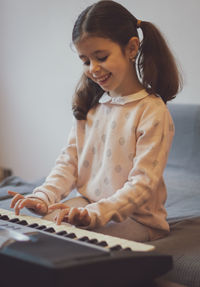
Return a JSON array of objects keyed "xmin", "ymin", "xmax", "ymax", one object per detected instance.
[
  {"xmin": 152, "ymin": 103, "xmax": 200, "ymax": 287},
  {"xmin": 0, "ymin": 103, "xmax": 200, "ymax": 287}
]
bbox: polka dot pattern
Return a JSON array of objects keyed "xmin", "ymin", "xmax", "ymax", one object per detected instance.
[
  {"xmin": 106, "ymin": 149, "xmax": 112, "ymax": 157},
  {"xmin": 101, "ymin": 134, "xmax": 106, "ymax": 142},
  {"xmin": 128, "ymin": 153, "xmax": 134, "ymax": 161},
  {"xmin": 104, "ymin": 177, "xmax": 109, "ymax": 185},
  {"xmin": 48, "ymin": 92, "xmax": 175, "ymax": 235},
  {"xmin": 83, "ymin": 160, "xmax": 90, "ymax": 168},
  {"xmin": 92, "ymin": 146, "xmax": 96, "ymax": 154},
  {"xmin": 111, "ymin": 121, "xmax": 117, "ymax": 129},
  {"xmin": 95, "ymin": 188, "xmax": 101, "ymax": 196},
  {"xmin": 119, "ymin": 137, "xmax": 125, "ymax": 145},
  {"xmin": 152, "ymin": 160, "xmax": 159, "ymax": 167},
  {"xmin": 115, "ymin": 165, "xmax": 122, "ymax": 173}
]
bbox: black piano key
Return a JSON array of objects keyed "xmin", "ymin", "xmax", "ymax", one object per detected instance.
[
  {"xmin": 97, "ymin": 241, "xmax": 108, "ymax": 247},
  {"xmin": 43, "ymin": 227, "xmax": 55, "ymax": 233},
  {"xmin": 123, "ymin": 247, "xmax": 132, "ymax": 252},
  {"xmin": 88, "ymin": 238, "xmax": 98, "ymax": 244},
  {"xmin": 65, "ymin": 232, "xmax": 76, "ymax": 239},
  {"xmin": 110, "ymin": 245, "xmax": 122, "ymax": 251},
  {"xmin": 28, "ymin": 223, "xmax": 39, "ymax": 228},
  {"xmin": 18, "ymin": 220, "xmax": 28, "ymax": 226},
  {"xmin": 56, "ymin": 230, "xmax": 68, "ymax": 236},
  {"xmin": 9, "ymin": 218, "xmax": 20, "ymax": 223},
  {"xmin": 36, "ymin": 225, "xmax": 47, "ymax": 230},
  {"xmin": 0, "ymin": 215, "xmax": 9, "ymax": 220},
  {"xmin": 78, "ymin": 236, "xmax": 89, "ymax": 242}
]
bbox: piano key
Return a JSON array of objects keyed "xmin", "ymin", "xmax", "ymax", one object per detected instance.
[
  {"xmin": 28, "ymin": 223, "xmax": 39, "ymax": 228},
  {"xmin": 65, "ymin": 233, "xmax": 76, "ymax": 239},
  {"xmin": 88, "ymin": 238, "xmax": 98, "ymax": 244},
  {"xmin": 97, "ymin": 241, "xmax": 108, "ymax": 247},
  {"xmin": 0, "ymin": 215, "xmax": 9, "ymax": 220},
  {"xmin": 0, "ymin": 208, "xmax": 154, "ymax": 252},
  {"xmin": 9, "ymin": 218, "xmax": 20, "ymax": 223},
  {"xmin": 110, "ymin": 245, "xmax": 122, "ymax": 251},
  {"xmin": 36, "ymin": 225, "xmax": 47, "ymax": 230},
  {"xmin": 56, "ymin": 230, "xmax": 67, "ymax": 236},
  {"xmin": 43, "ymin": 227, "xmax": 55, "ymax": 233},
  {"xmin": 18, "ymin": 220, "xmax": 28, "ymax": 226},
  {"xmin": 79, "ymin": 236, "xmax": 89, "ymax": 242}
]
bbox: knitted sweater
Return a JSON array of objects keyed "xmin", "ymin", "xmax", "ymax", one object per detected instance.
[{"xmin": 32, "ymin": 89, "xmax": 174, "ymax": 239}]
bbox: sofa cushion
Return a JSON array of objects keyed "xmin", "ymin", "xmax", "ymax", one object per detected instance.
[{"xmin": 167, "ymin": 103, "xmax": 200, "ymax": 173}]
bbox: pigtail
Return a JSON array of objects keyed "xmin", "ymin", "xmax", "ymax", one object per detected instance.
[
  {"xmin": 72, "ymin": 75, "xmax": 104, "ymax": 120},
  {"xmin": 137, "ymin": 21, "xmax": 182, "ymax": 103}
]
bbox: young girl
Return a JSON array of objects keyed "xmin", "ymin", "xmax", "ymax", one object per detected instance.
[{"xmin": 8, "ymin": 0, "xmax": 182, "ymax": 242}]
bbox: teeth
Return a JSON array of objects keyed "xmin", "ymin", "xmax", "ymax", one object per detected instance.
[{"xmin": 96, "ymin": 74, "xmax": 110, "ymax": 82}]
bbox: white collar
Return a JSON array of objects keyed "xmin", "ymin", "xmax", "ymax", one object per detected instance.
[{"xmin": 99, "ymin": 89, "xmax": 149, "ymax": 105}]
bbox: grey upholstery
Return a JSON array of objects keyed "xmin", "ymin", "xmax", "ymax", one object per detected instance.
[
  {"xmin": 151, "ymin": 103, "xmax": 200, "ymax": 287},
  {"xmin": 167, "ymin": 103, "xmax": 200, "ymax": 173}
]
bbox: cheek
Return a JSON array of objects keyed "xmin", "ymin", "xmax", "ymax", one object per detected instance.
[
  {"xmin": 112, "ymin": 60, "xmax": 128, "ymax": 76},
  {"xmin": 105, "ymin": 57, "xmax": 124, "ymax": 74}
]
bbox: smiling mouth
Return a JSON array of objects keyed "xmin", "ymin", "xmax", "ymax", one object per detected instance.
[{"xmin": 94, "ymin": 73, "xmax": 112, "ymax": 85}]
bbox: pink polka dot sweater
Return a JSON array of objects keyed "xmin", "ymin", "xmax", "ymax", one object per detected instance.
[{"xmin": 32, "ymin": 89, "xmax": 174, "ymax": 239}]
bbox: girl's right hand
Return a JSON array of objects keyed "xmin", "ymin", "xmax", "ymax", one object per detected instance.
[{"xmin": 8, "ymin": 190, "xmax": 48, "ymax": 215}]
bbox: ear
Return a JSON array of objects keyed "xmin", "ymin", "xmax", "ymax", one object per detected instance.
[{"xmin": 126, "ymin": 37, "xmax": 140, "ymax": 60}]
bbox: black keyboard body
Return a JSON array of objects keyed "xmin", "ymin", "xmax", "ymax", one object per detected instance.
[{"xmin": 0, "ymin": 217, "xmax": 172, "ymax": 287}]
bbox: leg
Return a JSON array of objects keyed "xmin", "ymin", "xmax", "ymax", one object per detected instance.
[{"xmin": 93, "ymin": 218, "xmax": 150, "ymax": 242}]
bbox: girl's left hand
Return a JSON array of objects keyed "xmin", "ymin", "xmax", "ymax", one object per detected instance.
[{"xmin": 48, "ymin": 203, "xmax": 91, "ymax": 227}]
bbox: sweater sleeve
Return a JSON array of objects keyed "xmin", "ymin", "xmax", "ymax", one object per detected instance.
[
  {"xmin": 84, "ymin": 103, "xmax": 174, "ymax": 229},
  {"xmin": 30, "ymin": 123, "xmax": 78, "ymax": 206}
]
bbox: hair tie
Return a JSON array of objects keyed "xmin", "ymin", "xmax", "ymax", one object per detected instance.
[{"xmin": 136, "ymin": 19, "xmax": 142, "ymax": 28}]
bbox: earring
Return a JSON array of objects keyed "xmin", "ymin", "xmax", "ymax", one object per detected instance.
[{"xmin": 129, "ymin": 56, "xmax": 135, "ymax": 63}]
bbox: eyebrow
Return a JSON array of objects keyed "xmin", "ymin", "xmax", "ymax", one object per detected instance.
[{"xmin": 79, "ymin": 50, "xmax": 108, "ymax": 59}]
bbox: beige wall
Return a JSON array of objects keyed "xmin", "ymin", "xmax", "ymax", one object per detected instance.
[{"xmin": 0, "ymin": 0, "xmax": 199, "ymax": 180}]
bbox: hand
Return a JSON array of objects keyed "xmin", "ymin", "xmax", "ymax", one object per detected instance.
[
  {"xmin": 8, "ymin": 190, "xmax": 48, "ymax": 215},
  {"xmin": 49, "ymin": 203, "xmax": 91, "ymax": 226}
]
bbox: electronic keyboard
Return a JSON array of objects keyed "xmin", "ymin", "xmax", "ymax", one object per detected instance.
[{"xmin": 0, "ymin": 208, "xmax": 172, "ymax": 287}]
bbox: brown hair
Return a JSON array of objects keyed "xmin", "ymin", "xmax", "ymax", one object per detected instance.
[{"xmin": 72, "ymin": 0, "xmax": 182, "ymax": 120}]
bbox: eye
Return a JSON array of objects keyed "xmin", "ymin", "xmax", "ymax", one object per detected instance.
[
  {"xmin": 83, "ymin": 60, "xmax": 90, "ymax": 66},
  {"xmin": 97, "ymin": 56, "xmax": 108, "ymax": 62}
]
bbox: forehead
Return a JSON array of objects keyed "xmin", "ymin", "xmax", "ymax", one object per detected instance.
[{"xmin": 75, "ymin": 35, "xmax": 120, "ymax": 56}]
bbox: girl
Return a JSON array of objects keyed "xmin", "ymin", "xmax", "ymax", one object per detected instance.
[{"xmin": 9, "ymin": 0, "xmax": 182, "ymax": 242}]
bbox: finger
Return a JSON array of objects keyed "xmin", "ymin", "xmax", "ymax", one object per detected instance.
[
  {"xmin": 36, "ymin": 202, "xmax": 48, "ymax": 214},
  {"xmin": 80, "ymin": 209, "xmax": 88, "ymax": 217},
  {"xmin": 10, "ymin": 193, "xmax": 24, "ymax": 208},
  {"xmin": 19, "ymin": 198, "xmax": 47, "ymax": 215},
  {"xmin": 49, "ymin": 203, "xmax": 68, "ymax": 211},
  {"xmin": 8, "ymin": 190, "xmax": 18, "ymax": 196},
  {"xmin": 68, "ymin": 207, "xmax": 80, "ymax": 225},
  {"xmin": 78, "ymin": 209, "xmax": 90, "ymax": 226},
  {"xmin": 14, "ymin": 199, "xmax": 24, "ymax": 215},
  {"xmin": 56, "ymin": 209, "xmax": 70, "ymax": 225},
  {"xmin": 36, "ymin": 202, "xmax": 42, "ymax": 209},
  {"xmin": 18, "ymin": 198, "xmax": 37, "ymax": 209}
]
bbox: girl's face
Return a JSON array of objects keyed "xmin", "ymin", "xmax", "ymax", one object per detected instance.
[{"xmin": 75, "ymin": 35, "xmax": 139, "ymax": 97}]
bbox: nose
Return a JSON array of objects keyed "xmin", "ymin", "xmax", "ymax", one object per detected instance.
[{"xmin": 89, "ymin": 60, "xmax": 100, "ymax": 75}]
